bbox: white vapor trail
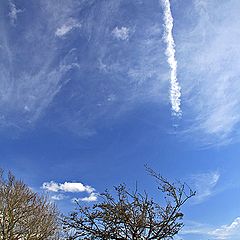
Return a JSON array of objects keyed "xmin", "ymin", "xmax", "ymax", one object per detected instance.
[{"xmin": 161, "ymin": 0, "xmax": 181, "ymax": 116}]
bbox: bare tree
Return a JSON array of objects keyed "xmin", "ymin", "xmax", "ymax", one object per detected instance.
[
  {"xmin": 62, "ymin": 168, "xmax": 195, "ymax": 240},
  {"xmin": 0, "ymin": 169, "xmax": 60, "ymax": 240}
]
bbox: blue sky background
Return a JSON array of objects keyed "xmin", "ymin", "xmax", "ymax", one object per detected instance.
[{"xmin": 1, "ymin": 0, "xmax": 240, "ymax": 239}]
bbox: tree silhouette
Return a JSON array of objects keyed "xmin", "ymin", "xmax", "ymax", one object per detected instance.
[
  {"xmin": 62, "ymin": 168, "xmax": 195, "ymax": 240},
  {"xmin": 0, "ymin": 169, "xmax": 60, "ymax": 240}
]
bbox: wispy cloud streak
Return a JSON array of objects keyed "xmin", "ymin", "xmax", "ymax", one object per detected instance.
[
  {"xmin": 181, "ymin": 217, "xmax": 240, "ymax": 240},
  {"xmin": 177, "ymin": 0, "xmax": 240, "ymax": 145},
  {"xmin": 190, "ymin": 171, "xmax": 220, "ymax": 203},
  {"xmin": 161, "ymin": 0, "xmax": 181, "ymax": 116}
]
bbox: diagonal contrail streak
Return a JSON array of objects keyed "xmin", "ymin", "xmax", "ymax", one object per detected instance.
[{"xmin": 161, "ymin": 0, "xmax": 181, "ymax": 116}]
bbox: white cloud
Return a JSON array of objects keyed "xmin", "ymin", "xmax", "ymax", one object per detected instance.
[
  {"xmin": 72, "ymin": 192, "xmax": 98, "ymax": 203},
  {"xmin": 55, "ymin": 18, "xmax": 81, "ymax": 37},
  {"xmin": 112, "ymin": 27, "xmax": 130, "ymax": 40},
  {"xmin": 161, "ymin": 0, "xmax": 181, "ymax": 116},
  {"xmin": 43, "ymin": 179, "xmax": 98, "ymax": 203},
  {"xmin": 190, "ymin": 171, "xmax": 220, "ymax": 203},
  {"xmin": 209, "ymin": 217, "xmax": 240, "ymax": 240},
  {"xmin": 42, "ymin": 181, "xmax": 95, "ymax": 193},
  {"xmin": 8, "ymin": 1, "xmax": 23, "ymax": 25}
]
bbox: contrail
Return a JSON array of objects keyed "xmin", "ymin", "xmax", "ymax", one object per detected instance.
[{"xmin": 161, "ymin": 0, "xmax": 181, "ymax": 116}]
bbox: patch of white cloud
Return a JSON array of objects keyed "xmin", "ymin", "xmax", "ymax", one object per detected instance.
[
  {"xmin": 55, "ymin": 18, "xmax": 81, "ymax": 37},
  {"xmin": 8, "ymin": 0, "xmax": 23, "ymax": 25},
  {"xmin": 112, "ymin": 26, "xmax": 130, "ymax": 41},
  {"xmin": 43, "ymin": 180, "xmax": 98, "ymax": 203},
  {"xmin": 161, "ymin": 0, "xmax": 181, "ymax": 116},
  {"xmin": 42, "ymin": 181, "xmax": 95, "ymax": 193},
  {"xmin": 190, "ymin": 171, "xmax": 220, "ymax": 203}
]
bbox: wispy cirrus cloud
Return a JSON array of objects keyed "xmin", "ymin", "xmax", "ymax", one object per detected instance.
[
  {"xmin": 5, "ymin": 0, "xmax": 233, "ymax": 141},
  {"xmin": 177, "ymin": 0, "xmax": 240, "ymax": 145},
  {"xmin": 42, "ymin": 0, "xmax": 171, "ymax": 135},
  {"xmin": 190, "ymin": 171, "xmax": 220, "ymax": 203},
  {"xmin": 181, "ymin": 218, "xmax": 240, "ymax": 240},
  {"xmin": 1, "ymin": 0, "xmax": 173, "ymax": 137},
  {"xmin": 0, "ymin": 0, "xmax": 83, "ymax": 133}
]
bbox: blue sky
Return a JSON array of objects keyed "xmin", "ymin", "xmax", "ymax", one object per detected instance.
[{"xmin": 1, "ymin": 0, "xmax": 240, "ymax": 239}]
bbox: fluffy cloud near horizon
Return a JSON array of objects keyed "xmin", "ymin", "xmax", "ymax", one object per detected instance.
[
  {"xmin": 42, "ymin": 180, "xmax": 98, "ymax": 202},
  {"xmin": 72, "ymin": 192, "xmax": 98, "ymax": 203},
  {"xmin": 42, "ymin": 181, "xmax": 95, "ymax": 193}
]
